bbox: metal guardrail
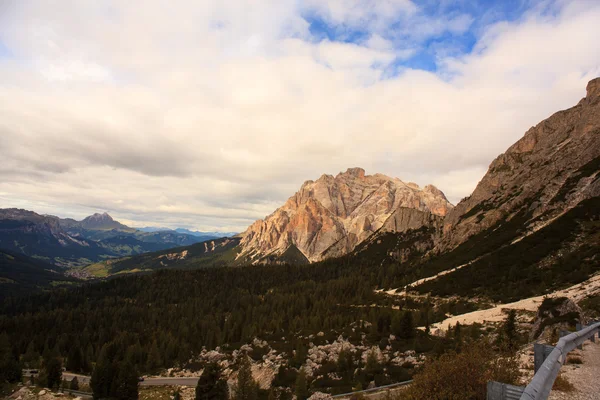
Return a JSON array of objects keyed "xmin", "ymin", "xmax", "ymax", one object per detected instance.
[
  {"xmin": 62, "ymin": 389, "xmax": 94, "ymax": 399},
  {"xmin": 331, "ymin": 380, "xmax": 413, "ymax": 398},
  {"xmin": 519, "ymin": 321, "xmax": 600, "ymax": 400},
  {"xmin": 487, "ymin": 381, "xmax": 524, "ymax": 400},
  {"xmin": 488, "ymin": 321, "xmax": 600, "ymax": 400}
]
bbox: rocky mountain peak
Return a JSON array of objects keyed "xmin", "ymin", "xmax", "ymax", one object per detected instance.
[
  {"xmin": 80, "ymin": 212, "xmax": 131, "ymax": 231},
  {"xmin": 586, "ymin": 77, "xmax": 600, "ymax": 99},
  {"xmin": 338, "ymin": 167, "xmax": 366, "ymax": 179},
  {"xmin": 440, "ymin": 77, "xmax": 600, "ymax": 250},
  {"xmin": 239, "ymin": 168, "xmax": 453, "ymax": 263},
  {"xmin": 86, "ymin": 212, "xmax": 113, "ymax": 221}
]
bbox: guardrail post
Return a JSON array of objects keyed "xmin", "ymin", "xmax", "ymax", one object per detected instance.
[
  {"xmin": 534, "ymin": 343, "xmax": 554, "ymax": 373},
  {"xmin": 575, "ymin": 324, "xmax": 584, "ymax": 349},
  {"xmin": 487, "ymin": 381, "xmax": 524, "ymax": 400}
]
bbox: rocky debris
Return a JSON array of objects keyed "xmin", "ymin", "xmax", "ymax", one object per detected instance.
[
  {"xmin": 308, "ymin": 392, "xmax": 334, "ymax": 400},
  {"xmin": 441, "ymin": 78, "xmax": 600, "ymax": 251},
  {"xmin": 158, "ymin": 250, "xmax": 188, "ymax": 261},
  {"xmin": 173, "ymin": 339, "xmax": 285, "ymax": 389},
  {"xmin": 176, "ymin": 387, "xmax": 196, "ymax": 400},
  {"xmin": 6, "ymin": 387, "xmax": 73, "ymax": 400},
  {"xmin": 171, "ymin": 335, "xmax": 424, "ymax": 392},
  {"xmin": 360, "ymin": 346, "xmax": 387, "ymax": 365},
  {"xmin": 303, "ymin": 336, "xmax": 365, "ymax": 378},
  {"xmin": 239, "ymin": 168, "xmax": 453, "ymax": 263},
  {"xmin": 302, "ymin": 336, "xmax": 423, "ymax": 380},
  {"xmin": 249, "ymin": 362, "xmax": 279, "ymax": 390},
  {"xmin": 203, "ymin": 238, "xmax": 234, "ymax": 253},
  {"xmin": 531, "ymin": 297, "xmax": 583, "ymax": 341},
  {"xmin": 389, "ymin": 349, "xmax": 424, "ymax": 367}
]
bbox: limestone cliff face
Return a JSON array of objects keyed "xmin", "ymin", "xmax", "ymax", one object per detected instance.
[
  {"xmin": 239, "ymin": 168, "xmax": 453, "ymax": 262},
  {"xmin": 440, "ymin": 77, "xmax": 600, "ymax": 250}
]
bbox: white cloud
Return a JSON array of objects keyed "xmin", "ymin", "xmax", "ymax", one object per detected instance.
[{"xmin": 0, "ymin": 0, "xmax": 599, "ymax": 231}]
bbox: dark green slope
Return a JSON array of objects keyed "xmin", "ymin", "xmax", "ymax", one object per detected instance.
[
  {"xmin": 257, "ymin": 244, "xmax": 310, "ymax": 265},
  {"xmin": 413, "ymin": 196, "xmax": 600, "ymax": 302},
  {"xmin": 85, "ymin": 236, "xmax": 242, "ymax": 276},
  {"xmin": 0, "ymin": 249, "xmax": 77, "ymax": 299}
]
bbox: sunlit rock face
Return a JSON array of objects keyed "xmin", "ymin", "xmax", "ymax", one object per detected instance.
[
  {"xmin": 239, "ymin": 167, "xmax": 453, "ymax": 263},
  {"xmin": 440, "ymin": 78, "xmax": 600, "ymax": 251}
]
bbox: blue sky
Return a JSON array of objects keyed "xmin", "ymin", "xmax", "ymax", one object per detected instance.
[
  {"xmin": 0, "ymin": 0, "xmax": 599, "ymax": 230},
  {"xmin": 303, "ymin": 0, "xmax": 542, "ymax": 73}
]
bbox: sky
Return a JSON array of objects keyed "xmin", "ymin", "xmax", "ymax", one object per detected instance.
[{"xmin": 0, "ymin": 0, "xmax": 599, "ymax": 232}]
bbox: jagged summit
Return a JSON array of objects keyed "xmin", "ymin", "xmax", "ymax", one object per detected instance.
[
  {"xmin": 586, "ymin": 77, "xmax": 600, "ymax": 99},
  {"xmin": 85, "ymin": 212, "xmax": 113, "ymax": 221},
  {"xmin": 80, "ymin": 212, "xmax": 130, "ymax": 231},
  {"xmin": 239, "ymin": 168, "xmax": 453, "ymax": 263}
]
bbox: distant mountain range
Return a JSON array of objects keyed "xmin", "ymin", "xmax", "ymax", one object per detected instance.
[
  {"xmin": 0, "ymin": 209, "xmax": 226, "ymax": 268},
  {"xmin": 138, "ymin": 226, "xmax": 237, "ymax": 239}
]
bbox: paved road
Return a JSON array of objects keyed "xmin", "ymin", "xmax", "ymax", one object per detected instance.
[
  {"xmin": 63, "ymin": 373, "xmax": 91, "ymax": 385},
  {"xmin": 24, "ymin": 370, "xmax": 198, "ymax": 387},
  {"xmin": 139, "ymin": 377, "xmax": 199, "ymax": 386}
]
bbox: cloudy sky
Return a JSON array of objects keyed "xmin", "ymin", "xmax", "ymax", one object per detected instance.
[{"xmin": 0, "ymin": 0, "xmax": 599, "ymax": 232}]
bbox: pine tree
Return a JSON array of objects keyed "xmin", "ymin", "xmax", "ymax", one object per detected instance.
[
  {"xmin": 391, "ymin": 312, "xmax": 402, "ymax": 337},
  {"xmin": 454, "ymin": 322, "xmax": 463, "ymax": 352},
  {"xmin": 67, "ymin": 346, "xmax": 83, "ymax": 373},
  {"xmin": 233, "ymin": 356, "xmax": 258, "ymax": 400},
  {"xmin": 44, "ymin": 356, "xmax": 63, "ymax": 390},
  {"xmin": 22, "ymin": 341, "xmax": 41, "ymax": 369},
  {"xmin": 502, "ymin": 309, "xmax": 518, "ymax": 350},
  {"xmin": 292, "ymin": 342, "xmax": 306, "ymax": 368},
  {"xmin": 196, "ymin": 361, "xmax": 228, "ymax": 400},
  {"xmin": 398, "ymin": 312, "xmax": 414, "ymax": 339},
  {"xmin": 0, "ymin": 333, "xmax": 21, "ymax": 385},
  {"xmin": 91, "ymin": 344, "xmax": 115, "ymax": 400},
  {"xmin": 114, "ymin": 362, "xmax": 139, "ymax": 400},
  {"xmin": 365, "ymin": 349, "xmax": 381, "ymax": 381},
  {"xmin": 294, "ymin": 369, "xmax": 308, "ymax": 400},
  {"xmin": 70, "ymin": 377, "xmax": 79, "ymax": 391},
  {"xmin": 337, "ymin": 348, "xmax": 354, "ymax": 380},
  {"xmin": 146, "ymin": 340, "xmax": 162, "ymax": 373}
]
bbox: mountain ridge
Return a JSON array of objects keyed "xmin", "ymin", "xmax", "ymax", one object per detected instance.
[
  {"xmin": 0, "ymin": 209, "xmax": 223, "ymax": 267},
  {"xmin": 238, "ymin": 167, "xmax": 453, "ymax": 263},
  {"xmin": 439, "ymin": 76, "xmax": 600, "ymax": 252}
]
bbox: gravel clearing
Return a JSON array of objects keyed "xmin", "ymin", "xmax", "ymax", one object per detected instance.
[
  {"xmin": 427, "ymin": 273, "xmax": 600, "ymax": 333},
  {"xmin": 548, "ymin": 340, "xmax": 600, "ymax": 400}
]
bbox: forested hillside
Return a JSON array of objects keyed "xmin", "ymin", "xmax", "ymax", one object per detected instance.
[
  {"xmin": 0, "ymin": 250, "xmax": 76, "ymax": 300},
  {"xmin": 0, "ymin": 256, "xmax": 446, "ymax": 394}
]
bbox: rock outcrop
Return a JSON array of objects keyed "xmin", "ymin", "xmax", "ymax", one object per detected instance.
[
  {"xmin": 239, "ymin": 168, "xmax": 453, "ymax": 262},
  {"xmin": 530, "ymin": 297, "xmax": 583, "ymax": 341},
  {"xmin": 440, "ymin": 77, "xmax": 600, "ymax": 250}
]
